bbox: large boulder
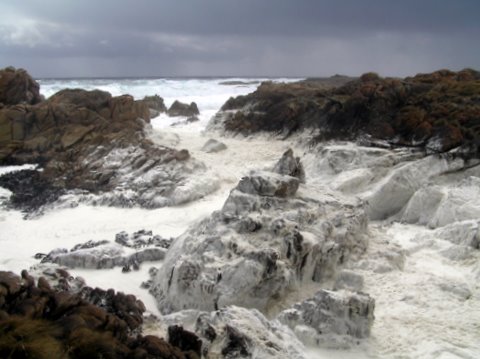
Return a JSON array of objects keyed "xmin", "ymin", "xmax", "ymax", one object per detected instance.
[
  {"xmin": 168, "ymin": 100, "xmax": 200, "ymax": 117},
  {"xmin": 0, "ymin": 67, "xmax": 42, "ymax": 105}
]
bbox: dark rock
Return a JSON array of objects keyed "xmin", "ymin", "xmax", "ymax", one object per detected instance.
[
  {"xmin": 133, "ymin": 335, "xmax": 192, "ymax": 358},
  {"xmin": 215, "ymin": 69, "xmax": 480, "ymax": 156},
  {"xmin": 272, "ymin": 148, "xmax": 306, "ymax": 183},
  {"xmin": 221, "ymin": 325, "xmax": 252, "ymax": 358},
  {"xmin": 168, "ymin": 325, "xmax": 203, "ymax": 357},
  {"xmin": 142, "ymin": 94, "xmax": 167, "ymax": 116},
  {"xmin": 236, "ymin": 172, "xmax": 299, "ymax": 197},
  {"xmin": 0, "ymin": 170, "xmax": 64, "ymax": 213},
  {"xmin": 168, "ymin": 100, "xmax": 200, "ymax": 117},
  {"xmin": 0, "ymin": 66, "xmax": 42, "ymax": 105},
  {"xmin": 0, "ymin": 271, "xmax": 22, "ymax": 295},
  {"xmin": 0, "ymin": 269, "xmax": 194, "ymax": 359}
]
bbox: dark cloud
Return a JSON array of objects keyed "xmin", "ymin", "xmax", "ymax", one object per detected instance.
[{"xmin": 0, "ymin": 0, "xmax": 479, "ymax": 77}]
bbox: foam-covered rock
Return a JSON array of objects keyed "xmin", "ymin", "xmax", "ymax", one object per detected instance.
[
  {"xmin": 235, "ymin": 171, "xmax": 299, "ymax": 198},
  {"xmin": 163, "ymin": 306, "xmax": 307, "ymax": 359},
  {"xmin": 365, "ymin": 155, "xmax": 465, "ymax": 220},
  {"xmin": 402, "ymin": 176, "xmax": 480, "ymax": 228},
  {"xmin": 0, "ymin": 71, "xmax": 215, "ymax": 212},
  {"xmin": 426, "ymin": 220, "xmax": 480, "ymax": 249},
  {"xmin": 40, "ymin": 231, "xmax": 169, "ymax": 269},
  {"xmin": 150, "ymin": 153, "xmax": 368, "ymax": 314},
  {"xmin": 201, "ymin": 139, "xmax": 227, "ymax": 153},
  {"xmin": 277, "ymin": 290, "xmax": 375, "ymax": 349}
]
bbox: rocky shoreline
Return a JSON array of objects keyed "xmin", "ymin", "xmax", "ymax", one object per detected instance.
[
  {"xmin": 210, "ymin": 69, "xmax": 480, "ymax": 156},
  {"xmin": 0, "ymin": 67, "xmax": 213, "ymax": 214},
  {"xmin": 1, "ymin": 66, "xmax": 480, "ymax": 358},
  {"xmin": 0, "ymin": 269, "xmax": 201, "ymax": 359}
]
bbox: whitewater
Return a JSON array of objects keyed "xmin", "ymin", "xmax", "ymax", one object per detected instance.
[{"xmin": 1, "ymin": 77, "xmax": 479, "ymax": 359}]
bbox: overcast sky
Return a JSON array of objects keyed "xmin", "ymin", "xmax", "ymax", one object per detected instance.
[{"xmin": 1, "ymin": 0, "xmax": 479, "ymax": 78}]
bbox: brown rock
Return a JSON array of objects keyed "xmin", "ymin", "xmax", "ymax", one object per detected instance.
[
  {"xmin": 60, "ymin": 124, "xmax": 95, "ymax": 148},
  {"xmin": 217, "ymin": 68, "xmax": 480, "ymax": 156},
  {"xmin": 135, "ymin": 335, "xmax": 188, "ymax": 358},
  {"xmin": 0, "ymin": 66, "xmax": 42, "ymax": 105},
  {"xmin": 0, "ymin": 271, "xmax": 22, "ymax": 295},
  {"xmin": 168, "ymin": 325, "xmax": 202, "ymax": 357}
]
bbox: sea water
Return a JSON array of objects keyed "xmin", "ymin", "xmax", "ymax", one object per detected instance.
[{"xmin": 38, "ymin": 77, "xmax": 300, "ymax": 129}]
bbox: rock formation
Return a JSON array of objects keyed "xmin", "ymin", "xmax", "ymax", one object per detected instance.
[
  {"xmin": 39, "ymin": 230, "xmax": 170, "ymax": 270},
  {"xmin": 211, "ymin": 69, "xmax": 480, "ymax": 156},
  {"xmin": 0, "ymin": 67, "xmax": 215, "ymax": 213},
  {"xmin": 142, "ymin": 94, "xmax": 167, "ymax": 117},
  {"xmin": 273, "ymin": 148, "xmax": 306, "ymax": 183},
  {"xmin": 150, "ymin": 151, "xmax": 368, "ymax": 314},
  {"xmin": 0, "ymin": 66, "xmax": 42, "ymax": 105},
  {"xmin": 174, "ymin": 306, "xmax": 307, "ymax": 359},
  {"xmin": 0, "ymin": 270, "xmax": 201, "ymax": 359},
  {"xmin": 277, "ymin": 290, "xmax": 375, "ymax": 348},
  {"xmin": 168, "ymin": 100, "xmax": 200, "ymax": 117}
]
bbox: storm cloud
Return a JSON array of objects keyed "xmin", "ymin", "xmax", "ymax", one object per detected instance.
[{"xmin": 1, "ymin": 0, "xmax": 479, "ymax": 77}]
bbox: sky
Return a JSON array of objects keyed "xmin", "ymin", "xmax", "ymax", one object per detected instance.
[{"xmin": 0, "ymin": 0, "xmax": 479, "ymax": 78}]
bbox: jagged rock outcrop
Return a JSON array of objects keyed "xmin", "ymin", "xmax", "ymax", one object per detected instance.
[
  {"xmin": 39, "ymin": 230, "xmax": 170, "ymax": 270},
  {"xmin": 273, "ymin": 148, "xmax": 306, "ymax": 183},
  {"xmin": 168, "ymin": 100, "xmax": 200, "ymax": 117},
  {"xmin": 0, "ymin": 169, "xmax": 64, "ymax": 213},
  {"xmin": 150, "ymin": 151, "xmax": 368, "ymax": 314},
  {"xmin": 142, "ymin": 94, "xmax": 167, "ymax": 117},
  {"xmin": 0, "ymin": 88, "xmax": 150, "ymax": 163},
  {"xmin": 211, "ymin": 69, "xmax": 480, "ymax": 156},
  {"xmin": 277, "ymin": 290, "xmax": 375, "ymax": 349},
  {"xmin": 162, "ymin": 306, "xmax": 307, "ymax": 359},
  {"xmin": 0, "ymin": 68, "xmax": 216, "ymax": 212},
  {"xmin": 0, "ymin": 66, "xmax": 42, "ymax": 105},
  {"xmin": 0, "ymin": 270, "xmax": 200, "ymax": 359}
]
